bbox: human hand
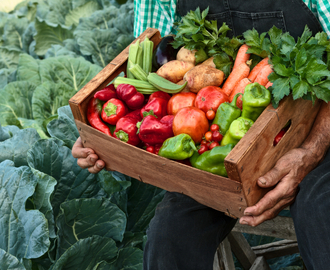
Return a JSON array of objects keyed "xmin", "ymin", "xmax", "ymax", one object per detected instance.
[
  {"xmin": 72, "ymin": 137, "xmax": 105, "ymax": 174},
  {"xmin": 239, "ymin": 147, "xmax": 319, "ymax": 226}
]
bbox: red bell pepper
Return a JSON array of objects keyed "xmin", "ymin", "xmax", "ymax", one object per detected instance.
[
  {"xmin": 137, "ymin": 114, "xmax": 174, "ymax": 145},
  {"xmin": 101, "ymin": 98, "xmax": 128, "ymax": 125},
  {"xmin": 116, "ymin": 84, "xmax": 145, "ymax": 110},
  {"xmin": 87, "ymin": 97, "xmax": 112, "ymax": 136},
  {"xmin": 125, "ymin": 109, "xmax": 142, "ymax": 121},
  {"xmin": 148, "ymin": 91, "xmax": 171, "ymax": 102},
  {"xmin": 94, "ymin": 84, "xmax": 117, "ymax": 101},
  {"xmin": 140, "ymin": 97, "xmax": 168, "ymax": 119},
  {"xmin": 113, "ymin": 115, "xmax": 141, "ymax": 146}
]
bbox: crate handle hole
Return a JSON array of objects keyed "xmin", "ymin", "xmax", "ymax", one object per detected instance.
[{"xmin": 273, "ymin": 120, "xmax": 291, "ymax": 147}]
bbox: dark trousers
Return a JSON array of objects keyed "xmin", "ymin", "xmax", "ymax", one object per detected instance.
[
  {"xmin": 143, "ymin": 192, "xmax": 237, "ymax": 270},
  {"xmin": 290, "ymin": 149, "xmax": 330, "ymax": 270}
]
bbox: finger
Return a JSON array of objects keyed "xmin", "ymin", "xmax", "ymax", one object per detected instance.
[
  {"xmin": 258, "ymin": 164, "xmax": 289, "ymax": 188},
  {"xmin": 88, "ymin": 160, "xmax": 105, "ymax": 174},
  {"xmin": 76, "ymin": 153, "xmax": 99, "ymax": 169},
  {"xmin": 72, "ymin": 137, "xmax": 95, "ymax": 159},
  {"xmin": 244, "ymin": 179, "xmax": 294, "ymax": 216},
  {"xmin": 240, "ymin": 199, "xmax": 289, "ymax": 226}
]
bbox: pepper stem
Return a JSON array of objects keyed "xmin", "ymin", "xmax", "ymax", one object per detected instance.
[
  {"xmin": 189, "ymin": 141, "xmax": 197, "ymax": 152},
  {"xmin": 231, "ymin": 93, "xmax": 242, "ymax": 107}
]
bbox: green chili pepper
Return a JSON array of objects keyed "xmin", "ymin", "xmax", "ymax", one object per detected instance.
[
  {"xmin": 242, "ymin": 82, "xmax": 271, "ymax": 121},
  {"xmin": 189, "ymin": 144, "xmax": 234, "ymax": 177},
  {"xmin": 221, "ymin": 117, "xmax": 254, "ymax": 146},
  {"xmin": 158, "ymin": 134, "xmax": 197, "ymax": 160},
  {"xmin": 212, "ymin": 93, "xmax": 242, "ymax": 135}
]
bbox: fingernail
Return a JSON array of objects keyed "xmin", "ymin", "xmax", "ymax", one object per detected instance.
[
  {"xmin": 240, "ymin": 220, "xmax": 248, "ymax": 225},
  {"xmin": 97, "ymin": 163, "xmax": 103, "ymax": 168},
  {"xmin": 259, "ymin": 177, "xmax": 266, "ymax": 185},
  {"xmin": 90, "ymin": 158, "xmax": 95, "ymax": 163},
  {"xmin": 244, "ymin": 212, "xmax": 251, "ymax": 216}
]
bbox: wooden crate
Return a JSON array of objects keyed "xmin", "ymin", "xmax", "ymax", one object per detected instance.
[{"xmin": 69, "ymin": 28, "xmax": 321, "ymax": 218}]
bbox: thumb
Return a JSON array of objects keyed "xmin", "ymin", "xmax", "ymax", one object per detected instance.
[{"xmin": 258, "ymin": 166, "xmax": 288, "ymax": 188}]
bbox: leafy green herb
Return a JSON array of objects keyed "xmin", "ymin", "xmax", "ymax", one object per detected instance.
[
  {"xmin": 172, "ymin": 7, "xmax": 242, "ymax": 76},
  {"xmin": 243, "ymin": 25, "xmax": 330, "ymax": 107}
]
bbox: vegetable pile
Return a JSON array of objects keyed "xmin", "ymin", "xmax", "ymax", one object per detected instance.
[{"xmin": 89, "ymin": 7, "xmax": 330, "ymax": 179}]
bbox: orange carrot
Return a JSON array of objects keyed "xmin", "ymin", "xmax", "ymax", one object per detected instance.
[
  {"xmin": 232, "ymin": 44, "xmax": 251, "ymax": 70},
  {"xmin": 229, "ymin": 78, "xmax": 252, "ymax": 109},
  {"xmin": 265, "ymin": 81, "xmax": 273, "ymax": 88},
  {"xmin": 247, "ymin": 57, "xmax": 269, "ymax": 82},
  {"xmin": 221, "ymin": 60, "xmax": 251, "ymax": 96},
  {"xmin": 254, "ymin": 64, "xmax": 273, "ymax": 86}
]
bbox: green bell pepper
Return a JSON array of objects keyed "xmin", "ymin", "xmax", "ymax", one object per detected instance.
[
  {"xmin": 221, "ymin": 117, "xmax": 254, "ymax": 146},
  {"xmin": 212, "ymin": 93, "xmax": 242, "ymax": 135},
  {"xmin": 242, "ymin": 82, "xmax": 271, "ymax": 121},
  {"xmin": 158, "ymin": 133, "xmax": 197, "ymax": 160},
  {"xmin": 189, "ymin": 144, "xmax": 234, "ymax": 177}
]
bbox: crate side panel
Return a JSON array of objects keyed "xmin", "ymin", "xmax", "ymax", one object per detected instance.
[
  {"xmin": 76, "ymin": 120, "xmax": 247, "ymax": 218},
  {"xmin": 225, "ymin": 96, "xmax": 321, "ymax": 206}
]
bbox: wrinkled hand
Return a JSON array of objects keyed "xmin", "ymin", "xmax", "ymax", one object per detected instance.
[
  {"xmin": 239, "ymin": 147, "xmax": 318, "ymax": 226},
  {"xmin": 72, "ymin": 137, "xmax": 105, "ymax": 174}
]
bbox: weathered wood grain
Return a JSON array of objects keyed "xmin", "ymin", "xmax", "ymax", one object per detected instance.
[
  {"xmin": 75, "ymin": 120, "xmax": 247, "ymax": 218},
  {"xmin": 225, "ymin": 96, "xmax": 321, "ymax": 206}
]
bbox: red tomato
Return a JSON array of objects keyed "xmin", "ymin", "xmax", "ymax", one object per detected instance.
[
  {"xmin": 209, "ymin": 141, "xmax": 219, "ymax": 150},
  {"xmin": 194, "ymin": 86, "xmax": 229, "ymax": 113},
  {"xmin": 210, "ymin": 124, "xmax": 220, "ymax": 132},
  {"xmin": 206, "ymin": 109, "xmax": 215, "ymax": 120},
  {"xmin": 204, "ymin": 131, "xmax": 213, "ymax": 142},
  {"xmin": 172, "ymin": 106, "xmax": 209, "ymax": 143},
  {"xmin": 146, "ymin": 145, "xmax": 155, "ymax": 153},
  {"xmin": 167, "ymin": 92, "xmax": 196, "ymax": 115},
  {"xmin": 212, "ymin": 130, "xmax": 223, "ymax": 142},
  {"xmin": 198, "ymin": 144, "xmax": 209, "ymax": 155},
  {"xmin": 201, "ymin": 139, "xmax": 208, "ymax": 145}
]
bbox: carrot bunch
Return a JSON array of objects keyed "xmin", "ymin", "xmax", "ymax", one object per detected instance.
[{"xmin": 221, "ymin": 44, "xmax": 273, "ymax": 109}]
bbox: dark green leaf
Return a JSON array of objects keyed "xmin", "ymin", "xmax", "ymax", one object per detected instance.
[
  {"xmin": 56, "ymin": 198, "xmax": 126, "ymax": 257},
  {"xmin": 126, "ymin": 179, "xmax": 166, "ymax": 232},
  {"xmin": 0, "ymin": 160, "xmax": 50, "ymax": 260},
  {"xmin": 295, "ymin": 47, "xmax": 308, "ymax": 72},
  {"xmin": 292, "ymin": 80, "xmax": 310, "ymax": 100},
  {"xmin": 271, "ymin": 77, "xmax": 291, "ymax": 104},
  {"xmin": 273, "ymin": 63, "xmax": 294, "ymax": 77},
  {"xmin": 46, "ymin": 105, "xmax": 79, "ymax": 149},
  {"xmin": 296, "ymin": 25, "xmax": 312, "ymax": 46},
  {"xmin": 268, "ymin": 26, "xmax": 282, "ymax": 47},
  {"xmin": 312, "ymin": 84, "xmax": 330, "ymax": 102},
  {"xmin": 0, "ymin": 249, "xmax": 26, "ymax": 270},
  {"xmin": 0, "ymin": 128, "xmax": 40, "ymax": 167},
  {"xmin": 51, "ymin": 236, "xmax": 118, "ymax": 270}
]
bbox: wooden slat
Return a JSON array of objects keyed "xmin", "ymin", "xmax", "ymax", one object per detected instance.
[
  {"xmin": 250, "ymin": 256, "xmax": 271, "ymax": 270},
  {"xmin": 218, "ymin": 238, "xmax": 236, "ymax": 270},
  {"xmin": 252, "ymin": 240, "xmax": 299, "ymax": 260},
  {"xmin": 76, "ymin": 120, "xmax": 247, "ymax": 218},
  {"xmin": 227, "ymin": 232, "xmax": 256, "ymax": 270},
  {"xmin": 232, "ymin": 216, "xmax": 297, "ymax": 240},
  {"xmin": 225, "ymin": 96, "xmax": 321, "ymax": 206}
]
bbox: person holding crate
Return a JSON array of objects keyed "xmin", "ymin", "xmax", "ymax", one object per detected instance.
[{"xmin": 72, "ymin": 1, "xmax": 330, "ymax": 269}]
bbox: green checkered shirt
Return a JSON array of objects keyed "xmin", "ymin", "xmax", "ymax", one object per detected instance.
[{"xmin": 133, "ymin": 0, "xmax": 330, "ymax": 38}]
